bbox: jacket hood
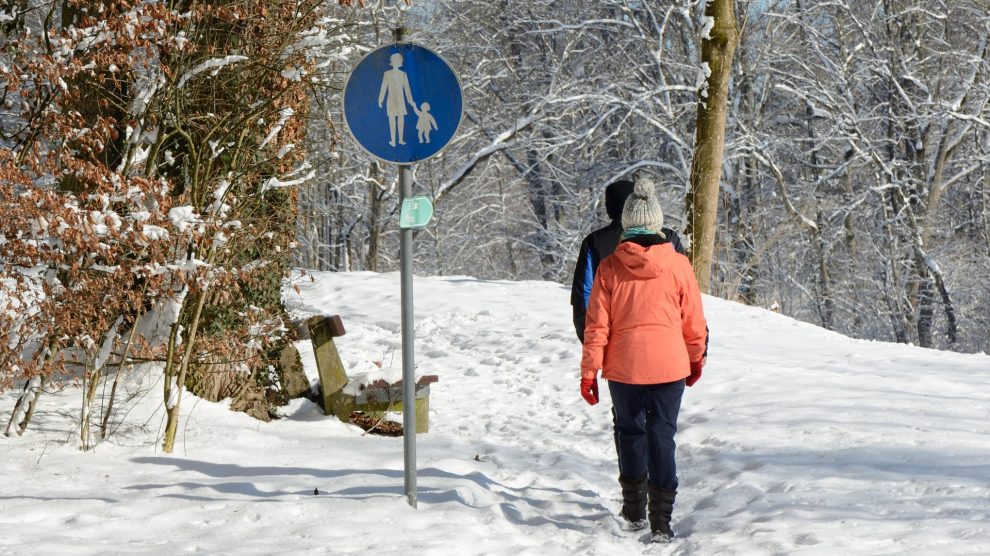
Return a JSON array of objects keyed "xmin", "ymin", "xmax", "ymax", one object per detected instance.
[
  {"xmin": 613, "ymin": 241, "xmax": 675, "ymax": 278},
  {"xmin": 605, "ymin": 180, "xmax": 635, "ymax": 221}
]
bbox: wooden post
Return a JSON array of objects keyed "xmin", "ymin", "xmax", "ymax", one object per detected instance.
[{"xmin": 307, "ymin": 315, "xmax": 348, "ymax": 414}]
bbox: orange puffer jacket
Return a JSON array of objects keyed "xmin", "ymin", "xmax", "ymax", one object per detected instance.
[{"xmin": 580, "ymin": 240, "xmax": 708, "ymax": 385}]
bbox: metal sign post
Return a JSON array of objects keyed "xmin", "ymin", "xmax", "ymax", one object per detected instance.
[
  {"xmin": 398, "ymin": 163, "xmax": 416, "ymax": 508},
  {"xmin": 343, "ymin": 27, "xmax": 462, "ymax": 509}
]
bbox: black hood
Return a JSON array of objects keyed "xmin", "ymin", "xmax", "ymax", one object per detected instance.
[{"xmin": 604, "ymin": 180, "xmax": 635, "ymax": 222}]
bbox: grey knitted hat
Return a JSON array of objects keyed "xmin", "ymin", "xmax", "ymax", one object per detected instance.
[{"xmin": 621, "ymin": 180, "xmax": 664, "ymax": 233}]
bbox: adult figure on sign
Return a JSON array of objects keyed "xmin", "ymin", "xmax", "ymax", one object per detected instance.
[{"xmin": 378, "ymin": 53, "xmax": 416, "ymax": 147}]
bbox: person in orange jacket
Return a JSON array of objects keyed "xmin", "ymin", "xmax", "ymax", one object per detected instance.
[{"xmin": 579, "ymin": 180, "xmax": 708, "ymax": 543}]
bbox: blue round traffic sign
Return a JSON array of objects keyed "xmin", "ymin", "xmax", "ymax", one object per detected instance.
[{"xmin": 343, "ymin": 43, "xmax": 463, "ymax": 164}]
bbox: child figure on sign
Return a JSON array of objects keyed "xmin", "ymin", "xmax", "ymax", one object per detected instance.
[{"xmin": 414, "ymin": 102, "xmax": 438, "ymax": 144}]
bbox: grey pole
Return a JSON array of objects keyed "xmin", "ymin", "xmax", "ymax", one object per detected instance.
[
  {"xmin": 393, "ymin": 26, "xmax": 417, "ymax": 509},
  {"xmin": 399, "ymin": 163, "xmax": 417, "ymax": 509}
]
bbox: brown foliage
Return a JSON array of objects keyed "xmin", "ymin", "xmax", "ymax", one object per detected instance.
[{"xmin": 1, "ymin": 0, "xmax": 326, "ymax": 425}]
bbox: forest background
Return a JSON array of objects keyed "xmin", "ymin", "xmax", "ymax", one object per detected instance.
[
  {"xmin": 299, "ymin": 0, "xmax": 990, "ymax": 355},
  {"xmin": 1, "ymin": 0, "xmax": 988, "ymax": 448}
]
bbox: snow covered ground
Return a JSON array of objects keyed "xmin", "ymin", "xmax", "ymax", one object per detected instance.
[{"xmin": 2, "ymin": 270, "xmax": 989, "ymax": 555}]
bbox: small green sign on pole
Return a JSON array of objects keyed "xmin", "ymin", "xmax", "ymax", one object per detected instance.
[{"xmin": 399, "ymin": 196, "xmax": 434, "ymax": 229}]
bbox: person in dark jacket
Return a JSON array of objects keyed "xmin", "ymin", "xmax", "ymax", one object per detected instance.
[{"xmin": 570, "ymin": 180, "xmax": 684, "ymax": 343}]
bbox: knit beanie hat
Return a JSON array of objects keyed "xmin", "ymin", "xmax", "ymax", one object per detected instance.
[{"xmin": 621, "ymin": 180, "xmax": 664, "ymax": 233}]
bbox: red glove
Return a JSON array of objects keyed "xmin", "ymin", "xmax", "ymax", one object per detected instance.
[
  {"xmin": 580, "ymin": 377, "xmax": 599, "ymax": 405},
  {"xmin": 686, "ymin": 358, "xmax": 704, "ymax": 387}
]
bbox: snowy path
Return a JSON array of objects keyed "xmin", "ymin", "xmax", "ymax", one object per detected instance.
[{"xmin": 2, "ymin": 270, "xmax": 989, "ymax": 555}]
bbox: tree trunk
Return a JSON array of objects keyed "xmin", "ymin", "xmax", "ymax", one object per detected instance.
[
  {"xmin": 80, "ymin": 363, "xmax": 100, "ymax": 451},
  {"xmin": 5, "ymin": 377, "xmax": 42, "ymax": 437},
  {"xmin": 163, "ymin": 290, "xmax": 209, "ymax": 453},
  {"xmin": 5, "ymin": 345, "xmax": 57, "ymax": 437},
  {"xmin": 366, "ymin": 162, "xmax": 383, "ymax": 271},
  {"xmin": 804, "ymin": 100, "xmax": 834, "ymax": 330},
  {"xmin": 686, "ymin": 0, "xmax": 739, "ymax": 293},
  {"xmin": 814, "ymin": 210, "xmax": 835, "ymax": 330},
  {"xmin": 729, "ymin": 26, "xmax": 758, "ymax": 306},
  {"xmin": 524, "ymin": 147, "xmax": 559, "ymax": 280},
  {"xmin": 101, "ymin": 314, "xmax": 141, "ymax": 438}
]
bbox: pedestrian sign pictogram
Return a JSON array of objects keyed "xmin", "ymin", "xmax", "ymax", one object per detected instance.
[{"xmin": 343, "ymin": 43, "xmax": 463, "ymax": 164}]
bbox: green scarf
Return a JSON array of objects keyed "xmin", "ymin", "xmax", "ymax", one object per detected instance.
[{"xmin": 621, "ymin": 227, "xmax": 666, "ymax": 240}]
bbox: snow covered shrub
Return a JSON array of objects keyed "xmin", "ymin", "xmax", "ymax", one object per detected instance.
[{"xmin": 1, "ymin": 0, "xmax": 357, "ymax": 450}]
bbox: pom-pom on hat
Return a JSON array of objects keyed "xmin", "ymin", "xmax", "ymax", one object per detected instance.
[{"xmin": 621, "ymin": 180, "xmax": 664, "ymax": 233}]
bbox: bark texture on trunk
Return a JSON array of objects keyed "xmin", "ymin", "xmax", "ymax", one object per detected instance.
[{"xmin": 686, "ymin": 0, "xmax": 739, "ymax": 293}]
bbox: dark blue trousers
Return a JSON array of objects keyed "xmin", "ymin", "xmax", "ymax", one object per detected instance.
[{"xmin": 608, "ymin": 379, "xmax": 685, "ymax": 490}]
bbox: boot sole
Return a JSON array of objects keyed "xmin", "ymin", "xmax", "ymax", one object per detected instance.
[
  {"xmin": 648, "ymin": 532, "xmax": 673, "ymax": 544},
  {"xmin": 622, "ymin": 519, "xmax": 649, "ymax": 532}
]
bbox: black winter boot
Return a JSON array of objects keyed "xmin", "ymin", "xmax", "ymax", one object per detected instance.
[
  {"xmin": 617, "ymin": 475, "xmax": 648, "ymax": 530},
  {"xmin": 647, "ymin": 485, "xmax": 677, "ymax": 543}
]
